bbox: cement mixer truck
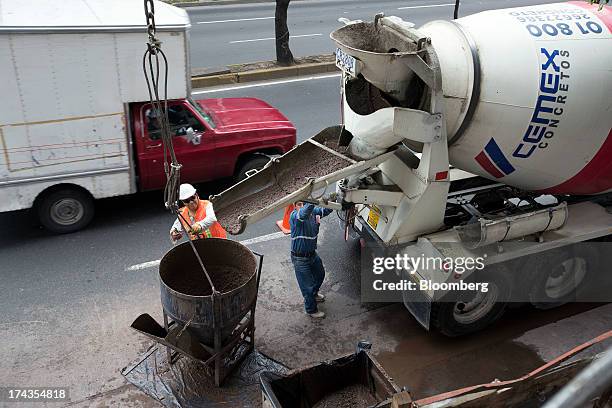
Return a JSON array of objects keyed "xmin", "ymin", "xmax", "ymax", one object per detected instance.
[{"xmin": 211, "ymin": 1, "xmax": 612, "ymax": 336}]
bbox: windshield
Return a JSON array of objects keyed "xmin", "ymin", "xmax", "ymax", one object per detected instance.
[{"xmin": 188, "ymin": 97, "xmax": 216, "ymax": 129}]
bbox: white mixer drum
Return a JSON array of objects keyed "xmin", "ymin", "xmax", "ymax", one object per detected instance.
[{"xmin": 421, "ymin": 1, "xmax": 612, "ymax": 195}]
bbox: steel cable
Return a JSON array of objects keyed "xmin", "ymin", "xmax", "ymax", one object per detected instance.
[{"xmin": 142, "ymin": 0, "xmax": 216, "ymax": 294}]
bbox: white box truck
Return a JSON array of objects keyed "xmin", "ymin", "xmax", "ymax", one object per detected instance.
[
  {"xmin": 0, "ymin": 0, "xmax": 190, "ymax": 231},
  {"xmin": 0, "ymin": 0, "xmax": 297, "ymax": 233}
]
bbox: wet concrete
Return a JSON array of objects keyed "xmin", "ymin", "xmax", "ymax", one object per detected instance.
[
  {"xmin": 332, "ymin": 21, "xmax": 418, "ymax": 54},
  {"xmin": 216, "ymin": 142, "xmax": 351, "ymax": 234},
  {"xmin": 313, "ymin": 384, "xmax": 377, "ymax": 408},
  {"xmin": 160, "ymin": 239, "xmax": 256, "ymax": 295}
]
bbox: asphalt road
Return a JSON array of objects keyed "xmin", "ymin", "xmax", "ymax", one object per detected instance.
[
  {"xmin": 0, "ymin": 0, "xmax": 602, "ymax": 405},
  {"xmin": 186, "ymin": 0, "xmax": 562, "ymax": 68},
  {"xmin": 0, "ymin": 75, "xmax": 343, "ymax": 406}
]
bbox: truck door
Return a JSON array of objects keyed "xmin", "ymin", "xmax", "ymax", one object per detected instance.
[{"xmin": 137, "ymin": 101, "xmax": 217, "ymax": 191}]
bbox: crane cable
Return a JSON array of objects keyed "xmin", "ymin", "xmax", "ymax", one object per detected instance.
[
  {"xmin": 142, "ymin": 0, "xmax": 216, "ymax": 294},
  {"xmin": 143, "ymin": 0, "xmax": 180, "ymax": 214}
]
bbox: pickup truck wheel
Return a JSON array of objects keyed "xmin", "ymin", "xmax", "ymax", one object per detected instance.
[
  {"xmin": 431, "ymin": 267, "xmax": 512, "ymax": 337},
  {"xmin": 529, "ymin": 247, "xmax": 597, "ymax": 309},
  {"xmin": 236, "ymin": 156, "xmax": 270, "ymax": 181},
  {"xmin": 37, "ymin": 188, "xmax": 95, "ymax": 234}
]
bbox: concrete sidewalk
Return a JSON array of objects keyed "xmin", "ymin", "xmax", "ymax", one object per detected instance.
[{"xmin": 60, "ymin": 216, "xmax": 611, "ymax": 406}]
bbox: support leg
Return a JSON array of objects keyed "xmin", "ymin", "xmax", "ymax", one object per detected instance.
[{"xmin": 163, "ymin": 311, "xmax": 173, "ymax": 365}]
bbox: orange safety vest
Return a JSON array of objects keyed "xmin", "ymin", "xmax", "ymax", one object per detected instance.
[{"xmin": 179, "ymin": 200, "xmax": 227, "ymax": 239}]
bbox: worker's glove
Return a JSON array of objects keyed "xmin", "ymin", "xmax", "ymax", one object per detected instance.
[{"xmin": 170, "ymin": 229, "xmax": 183, "ymax": 242}]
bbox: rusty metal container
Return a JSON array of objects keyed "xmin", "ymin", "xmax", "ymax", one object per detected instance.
[
  {"xmin": 260, "ymin": 348, "xmax": 401, "ymax": 408},
  {"xmin": 159, "ymin": 238, "xmax": 258, "ymax": 345}
]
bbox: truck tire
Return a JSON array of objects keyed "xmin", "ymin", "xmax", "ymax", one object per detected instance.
[
  {"xmin": 529, "ymin": 247, "xmax": 597, "ymax": 310},
  {"xmin": 431, "ymin": 267, "xmax": 512, "ymax": 337},
  {"xmin": 37, "ymin": 188, "xmax": 95, "ymax": 234},
  {"xmin": 236, "ymin": 156, "xmax": 270, "ymax": 181}
]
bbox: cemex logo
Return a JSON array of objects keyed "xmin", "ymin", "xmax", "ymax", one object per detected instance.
[{"xmin": 475, "ymin": 138, "xmax": 516, "ymax": 179}]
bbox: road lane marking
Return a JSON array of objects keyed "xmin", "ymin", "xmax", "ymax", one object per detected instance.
[
  {"xmin": 125, "ymin": 231, "xmax": 288, "ymax": 271},
  {"xmin": 126, "ymin": 259, "xmax": 161, "ymax": 271},
  {"xmin": 240, "ymin": 231, "xmax": 286, "ymax": 246},
  {"xmin": 230, "ymin": 33, "xmax": 322, "ymax": 44},
  {"xmin": 0, "ymin": 320, "xmax": 48, "ymax": 327},
  {"xmin": 191, "ymin": 73, "xmax": 340, "ymax": 94},
  {"xmin": 197, "ymin": 16, "xmax": 275, "ymax": 24},
  {"xmin": 397, "ymin": 3, "xmax": 455, "ymax": 9}
]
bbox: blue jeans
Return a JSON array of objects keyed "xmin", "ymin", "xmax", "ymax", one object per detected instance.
[{"xmin": 291, "ymin": 253, "xmax": 325, "ymax": 314}]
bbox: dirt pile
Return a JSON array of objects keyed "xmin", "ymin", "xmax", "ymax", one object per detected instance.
[{"xmin": 313, "ymin": 384, "xmax": 378, "ymax": 408}]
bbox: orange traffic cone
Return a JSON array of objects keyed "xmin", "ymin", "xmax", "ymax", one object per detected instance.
[{"xmin": 276, "ymin": 204, "xmax": 295, "ymax": 234}]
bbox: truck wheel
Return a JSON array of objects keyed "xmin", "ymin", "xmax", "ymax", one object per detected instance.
[
  {"xmin": 236, "ymin": 156, "xmax": 270, "ymax": 181},
  {"xmin": 37, "ymin": 188, "xmax": 95, "ymax": 233},
  {"xmin": 431, "ymin": 268, "xmax": 512, "ymax": 337},
  {"xmin": 529, "ymin": 247, "xmax": 597, "ymax": 309}
]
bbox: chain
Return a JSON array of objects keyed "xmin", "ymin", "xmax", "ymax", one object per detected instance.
[
  {"xmin": 142, "ymin": 0, "xmax": 216, "ymax": 294},
  {"xmin": 144, "ymin": 0, "xmax": 158, "ymax": 46}
]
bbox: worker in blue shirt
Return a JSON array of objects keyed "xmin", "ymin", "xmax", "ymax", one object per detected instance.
[{"xmin": 289, "ymin": 201, "xmax": 333, "ymax": 318}]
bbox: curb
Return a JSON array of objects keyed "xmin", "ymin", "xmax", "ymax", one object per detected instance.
[
  {"xmin": 191, "ymin": 61, "xmax": 338, "ymax": 89},
  {"xmin": 170, "ymin": 0, "xmax": 311, "ymax": 8}
]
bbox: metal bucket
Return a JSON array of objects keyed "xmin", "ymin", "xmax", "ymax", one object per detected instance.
[{"xmin": 159, "ymin": 238, "xmax": 258, "ymax": 346}]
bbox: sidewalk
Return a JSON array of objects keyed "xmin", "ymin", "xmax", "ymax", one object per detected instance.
[{"xmin": 61, "ymin": 218, "xmax": 612, "ymax": 406}]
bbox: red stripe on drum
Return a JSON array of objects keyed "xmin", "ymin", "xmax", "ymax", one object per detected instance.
[
  {"xmin": 568, "ymin": 1, "xmax": 612, "ymax": 33},
  {"xmin": 542, "ymin": 129, "xmax": 612, "ymax": 195},
  {"xmin": 475, "ymin": 151, "xmax": 505, "ymax": 179}
]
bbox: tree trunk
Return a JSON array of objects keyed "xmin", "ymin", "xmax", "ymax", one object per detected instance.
[{"xmin": 275, "ymin": 0, "xmax": 294, "ymax": 66}]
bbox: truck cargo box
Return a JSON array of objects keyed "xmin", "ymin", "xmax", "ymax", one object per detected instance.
[{"xmin": 0, "ymin": 0, "xmax": 190, "ymax": 213}]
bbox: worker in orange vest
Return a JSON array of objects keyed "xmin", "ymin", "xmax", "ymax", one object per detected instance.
[{"xmin": 170, "ymin": 184, "xmax": 227, "ymax": 242}]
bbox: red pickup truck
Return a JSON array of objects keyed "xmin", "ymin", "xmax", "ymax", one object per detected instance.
[
  {"xmin": 132, "ymin": 97, "xmax": 296, "ymax": 190},
  {"xmin": 16, "ymin": 97, "xmax": 295, "ymax": 233}
]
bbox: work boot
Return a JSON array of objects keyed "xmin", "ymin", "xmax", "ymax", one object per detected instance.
[
  {"xmin": 315, "ymin": 293, "xmax": 326, "ymax": 303},
  {"xmin": 307, "ymin": 311, "xmax": 325, "ymax": 319}
]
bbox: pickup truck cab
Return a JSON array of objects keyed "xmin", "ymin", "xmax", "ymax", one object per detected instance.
[{"xmin": 132, "ymin": 97, "xmax": 296, "ymax": 190}]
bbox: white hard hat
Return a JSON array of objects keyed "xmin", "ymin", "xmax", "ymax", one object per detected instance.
[{"xmin": 179, "ymin": 184, "xmax": 197, "ymax": 200}]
